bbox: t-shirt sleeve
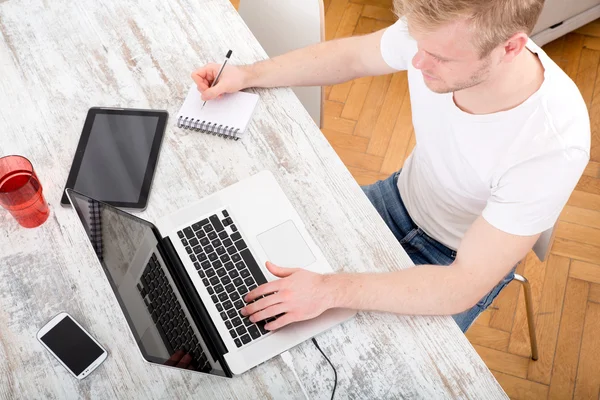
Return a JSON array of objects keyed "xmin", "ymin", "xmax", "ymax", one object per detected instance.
[
  {"xmin": 482, "ymin": 147, "xmax": 589, "ymax": 236},
  {"xmin": 380, "ymin": 17, "xmax": 417, "ymax": 71}
]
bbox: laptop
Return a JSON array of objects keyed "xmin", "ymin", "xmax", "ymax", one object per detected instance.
[{"xmin": 66, "ymin": 170, "xmax": 356, "ymax": 377}]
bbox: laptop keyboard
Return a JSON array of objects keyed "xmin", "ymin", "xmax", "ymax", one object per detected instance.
[
  {"xmin": 137, "ymin": 253, "xmax": 210, "ymax": 372},
  {"xmin": 177, "ymin": 209, "xmax": 275, "ymax": 348}
]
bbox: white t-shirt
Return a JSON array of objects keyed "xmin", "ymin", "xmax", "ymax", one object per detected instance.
[{"xmin": 380, "ymin": 19, "xmax": 590, "ymax": 250}]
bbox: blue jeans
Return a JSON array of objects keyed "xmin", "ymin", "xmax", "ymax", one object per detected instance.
[{"xmin": 361, "ymin": 171, "xmax": 515, "ymax": 332}]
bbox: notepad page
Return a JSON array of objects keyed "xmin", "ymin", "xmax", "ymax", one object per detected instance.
[{"xmin": 177, "ymin": 86, "xmax": 259, "ymax": 134}]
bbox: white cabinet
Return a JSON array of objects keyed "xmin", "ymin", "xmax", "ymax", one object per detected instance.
[{"xmin": 531, "ymin": 0, "xmax": 600, "ymax": 46}]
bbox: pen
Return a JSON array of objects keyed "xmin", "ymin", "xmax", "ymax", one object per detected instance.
[{"xmin": 202, "ymin": 49, "xmax": 232, "ymax": 109}]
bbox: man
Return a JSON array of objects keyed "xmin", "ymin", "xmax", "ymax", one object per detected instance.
[{"xmin": 191, "ymin": 0, "xmax": 590, "ymax": 333}]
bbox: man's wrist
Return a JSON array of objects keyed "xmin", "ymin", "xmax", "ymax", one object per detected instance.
[{"xmin": 322, "ymin": 273, "xmax": 353, "ymax": 310}]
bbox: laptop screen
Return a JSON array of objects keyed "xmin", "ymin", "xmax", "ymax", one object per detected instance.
[{"xmin": 67, "ymin": 189, "xmax": 225, "ymax": 376}]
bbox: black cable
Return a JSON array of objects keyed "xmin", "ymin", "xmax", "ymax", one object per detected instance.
[{"xmin": 312, "ymin": 338, "xmax": 337, "ymax": 400}]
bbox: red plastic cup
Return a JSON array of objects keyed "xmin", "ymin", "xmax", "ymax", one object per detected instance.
[{"xmin": 0, "ymin": 155, "xmax": 50, "ymax": 228}]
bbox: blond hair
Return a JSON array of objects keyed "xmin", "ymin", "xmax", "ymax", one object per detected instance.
[{"xmin": 394, "ymin": 0, "xmax": 545, "ymax": 57}]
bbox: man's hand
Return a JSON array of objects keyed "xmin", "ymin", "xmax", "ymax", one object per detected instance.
[
  {"xmin": 191, "ymin": 64, "xmax": 249, "ymax": 101},
  {"xmin": 241, "ymin": 262, "xmax": 333, "ymax": 331}
]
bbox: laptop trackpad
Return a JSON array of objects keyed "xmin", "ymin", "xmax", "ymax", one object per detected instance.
[{"xmin": 257, "ymin": 220, "xmax": 316, "ymax": 268}]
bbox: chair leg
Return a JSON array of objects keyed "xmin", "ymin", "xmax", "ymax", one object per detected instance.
[{"xmin": 513, "ymin": 274, "xmax": 539, "ymax": 361}]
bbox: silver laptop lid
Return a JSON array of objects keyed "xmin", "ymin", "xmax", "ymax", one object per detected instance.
[{"xmin": 66, "ymin": 189, "xmax": 227, "ymax": 376}]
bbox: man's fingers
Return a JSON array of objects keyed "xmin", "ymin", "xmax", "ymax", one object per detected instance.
[
  {"xmin": 265, "ymin": 261, "xmax": 297, "ymax": 278},
  {"xmin": 244, "ymin": 281, "xmax": 280, "ymax": 303},
  {"xmin": 249, "ymin": 304, "xmax": 288, "ymax": 323},
  {"xmin": 242, "ymin": 292, "xmax": 281, "ymax": 316},
  {"xmin": 265, "ymin": 313, "xmax": 297, "ymax": 331}
]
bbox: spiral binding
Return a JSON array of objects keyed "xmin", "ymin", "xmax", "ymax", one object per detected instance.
[{"xmin": 177, "ymin": 116, "xmax": 241, "ymax": 140}]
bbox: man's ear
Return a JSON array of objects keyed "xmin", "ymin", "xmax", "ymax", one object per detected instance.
[{"xmin": 502, "ymin": 32, "xmax": 529, "ymax": 62}]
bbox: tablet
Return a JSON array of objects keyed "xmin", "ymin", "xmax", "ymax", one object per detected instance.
[{"xmin": 61, "ymin": 107, "xmax": 168, "ymax": 209}]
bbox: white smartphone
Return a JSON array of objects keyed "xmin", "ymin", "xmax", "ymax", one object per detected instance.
[{"xmin": 37, "ymin": 312, "xmax": 108, "ymax": 379}]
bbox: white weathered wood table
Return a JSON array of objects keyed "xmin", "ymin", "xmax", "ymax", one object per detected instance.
[{"xmin": 0, "ymin": 0, "xmax": 507, "ymax": 398}]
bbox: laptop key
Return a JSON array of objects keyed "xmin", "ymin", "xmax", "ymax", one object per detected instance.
[
  {"xmin": 183, "ymin": 227, "xmax": 194, "ymax": 239},
  {"xmin": 216, "ymin": 268, "xmax": 226, "ymax": 277},
  {"xmin": 209, "ymin": 276, "xmax": 219, "ymax": 286},
  {"xmin": 225, "ymin": 320, "xmax": 232, "ymax": 330},
  {"xmin": 185, "ymin": 246, "xmax": 193, "ymax": 254},
  {"xmin": 212, "ymin": 260, "xmax": 223, "ymax": 269},
  {"xmin": 232, "ymin": 317, "xmax": 242, "ymax": 327},
  {"xmin": 238, "ymin": 286, "xmax": 249, "ymax": 296},
  {"xmin": 204, "ymin": 245, "xmax": 214, "ymax": 254},
  {"xmin": 205, "ymin": 268, "xmax": 216, "ymax": 278},
  {"xmin": 223, "ymin": 217, "xmax": 233, "ymax": 226},
  {"xmin": 220, "ymin": 312, "xmax": 228, "ymax": 321},
  {"xmin": 192, "ymin": 245, "xmax": 203, "ymax": 254},
  {"xmin": 201, "ymin": 260, "xmax": 211, "ymax": 269},
  {"xmin": 189, "ymin": 238, "xmax": 199, "ymax": 247},
  {"xmin": 218, "ymin": 231, "xmax": 228, "ymax": 240},
  {"xmin": 229, "ymin": 329, "xmax": 237, "ymax": 338},
  {"xmin": 200, "ymin": 237, "xmax": 210, "ymax": 246},
  {"xmin": 189, "ymin": 254, "xmax": 197, "ymax": 262},
  {"xmin": 233, "ymin": 277, "xmax": 243, "ymax": 286},
  {"xmin": 231, "ymin": 232, "xmax": 242, "ymax": 242},
  {"xmin": 240, "ymin": 334, "xmax": 251, "ymax": 345},
  {"xmin": 198, "ymin": 270, "xmax": 205, "ymax": 278},
  {"xmin": 244, "ymin": 277, "xmax": 254, "ymax": 286},
  {"xmin": 214, "ymin": 284, "xmax": 224, "ymax": 293},
  {"xmin": 223, "ymin": 300, "xmax": 233, "ymax": 310},
  {"xmin": 234, "ymin": 239, "xmax": 247, "ymax": 251},
  {"xmin": 211, "ymin": 295, "xmax": 218, "ymax": 304},
  {"xmin": 235, "ymin": 261, "xmax": 245, "ymax": 271},
  {"xmin": 235, "ymin": 338, "xmax": 242, "ymax": 348},
  {"xmin": 221, "ymin": 276, "xmax": 231, "ymax": 285},
  {"xmin": 216, "ymin": 303, "xmax": 223, "ymax": 312},
  {"xmin": 231, "ymin": 254, "xmax": 242, "ymax": 263},
  {"xmin": 226, "ymin": 246, "xmax": 237, "ymax": 255},
  {"xmin": 207, "ymin": 286, "xmax": 214, "ymax": 295},
  {"xmin": 222, "ymin": 238, "xmax": 233, "ymax": 248},
  {"xmin": 225, "ymin": 283, "xmax": 235, "ymax": 293},
  {"xmin": 231, "ymin": 224, "xmax": 238, "ymax": 232},
  {"xmin": 222, "ymin": 210, "xmax": 229, "ymax": 218},
  {"xmin": 182, "ymin": 238, "xmax": 188, "ymax": 246},
  {"xmin": 236, "ymin": 325, "xmax": 246, "ymax": 336},
  {"xmin": 198, "ymin": 253, "xmax": 207, "ymax": 261},
  {"xmin": 208, "ymin": 253, "xmax": 218, "ymax": 262},
  {"xmin": 240, "ymin": 269, "xmax": 250, "ymax": 279},
  {"xmin": 220, "ymin": 254, "xmax": 230, "ymax": 263},
  {"xmin": 229, "ymin": 270, "xmax": 239, "ymax": 279},
  {"xmin": 204, "ymin": 224, "xmax": 214, "ymax": 233},
  {"xmin": 243, "ymin": 317, "xmax": 252, "ymax": 327},
  {"xmin": 218, "ymin": 292, "xmax": 228, "ymax": 302},
  {"xmin": 230, "ymin": 292, "xmax": 240, "ymax": 301},
  {"xmin": 234, "ymin": 300, "xmax": 244, "ymax": 310},
  {"xmin": 208, "ymin": 231, "xmax": 218, "ymax": 240},
  {"xmin": 228, "ymin": 309, "xmax": 238, "ymax": 319},
  {"xmin": 177, "ymin": 231, "xmax": 184, "ymax": 238},
  {"xmin": 248, "ymin": 326, "xmax": 260, "ymax": 339},
  {"xmin": 211, "ymin": 239, "xmax": 221, "ymax": 248},
  {"xmin": 209, "ymin": 214, "xmax": 224, "ymax": 232},
  {"xmin": 224, "ymin": 261, "xmax": 234, "ymax": 271},
  {"xmin": 216, "ymin": 246, "xmax": 226, "ymax": 255},
  {"xmin": 196, "ymin": 230, "xmax": 206, "ymax": 239},
  {"xmin": 241, "ymin": 249, "xmax": 268, "ymax": 285}
]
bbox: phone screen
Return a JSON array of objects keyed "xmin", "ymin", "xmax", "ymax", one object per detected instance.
[{"xmin": 39, "ymin": 316, "xmax": 105, "ymax": 376}]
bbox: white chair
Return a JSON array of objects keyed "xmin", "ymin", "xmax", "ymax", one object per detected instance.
[
  {"xmin": 511, "ymin": 224, "xmax": 556, "ymax": 361},
  {"xmin": 238, "ymin": 0, "xmax": 325, "ymax": 127}
]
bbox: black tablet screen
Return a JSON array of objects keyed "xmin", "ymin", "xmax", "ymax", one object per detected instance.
[{"xmin": 73, "ymin": 113, "xmax": 159, "ymax": 203}]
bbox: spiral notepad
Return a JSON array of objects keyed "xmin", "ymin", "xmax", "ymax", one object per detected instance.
[{"xmin": 176, "ymin": 86, "xmax": 259, "ymax": 140}]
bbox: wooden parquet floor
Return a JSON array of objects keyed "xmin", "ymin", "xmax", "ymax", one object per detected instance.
[{"xmin": 232, "ymin": 1, "xmax": 600, "ymax": 398}]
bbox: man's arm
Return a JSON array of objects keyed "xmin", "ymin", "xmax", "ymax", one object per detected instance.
[
  {"xmin": 241, "ymin": 216, "xmax": 540, "ymax": 330},
  {"xmin": 192, "ymin": 29, "xmax": 397, "ymax": 100}
]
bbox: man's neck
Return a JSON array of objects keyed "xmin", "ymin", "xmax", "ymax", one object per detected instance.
[{"xmin": 453, "ymin": 46, "xmax": 545, "ymax": 115}]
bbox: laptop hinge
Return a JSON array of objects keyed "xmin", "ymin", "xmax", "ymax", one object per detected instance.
[{"xmin": 156, "ymin": 233, "xmax": 232, "ymax": 377}]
